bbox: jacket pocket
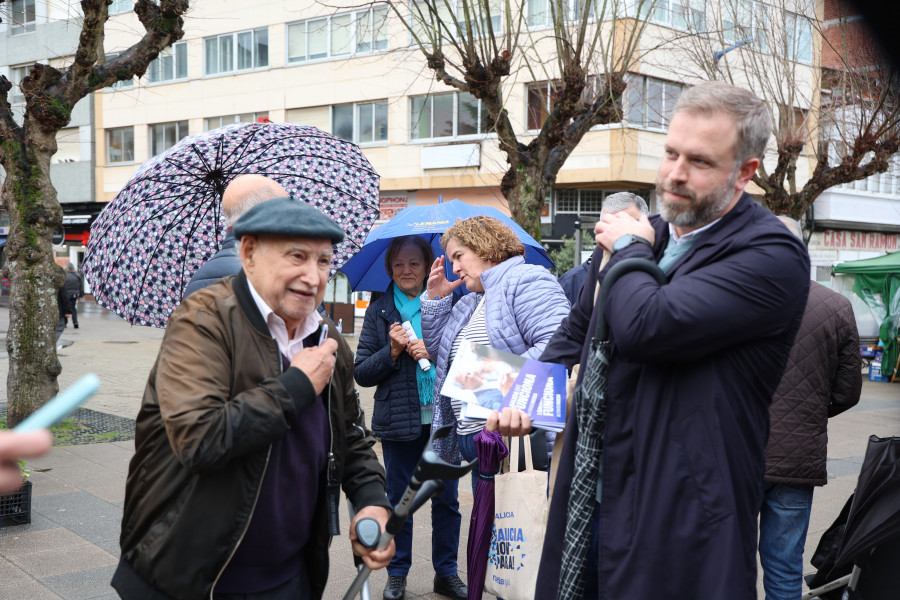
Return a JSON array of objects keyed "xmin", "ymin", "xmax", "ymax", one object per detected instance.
[
  {"xmin": 372, "ymin": 387, "xmax": 390, "ymax": 430},
  {"xmin": 672, "ymin": 408, "xmax": 732, "ymax": 525}
]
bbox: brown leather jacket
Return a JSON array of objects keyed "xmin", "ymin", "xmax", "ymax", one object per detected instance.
[
  {"xmin": 112, "ymin": 272, "xmax": 388, "ymax": 600},
  {"xmin": 765, "ymin": 281, "xmax": 862, "ymax": 486}
]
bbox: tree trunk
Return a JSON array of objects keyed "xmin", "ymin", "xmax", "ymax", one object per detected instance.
[
  {"xmin": 2, "ymin": 132, "xmax": 63, "ymax": 426},
  {"xmin": 502, "ymin": 162, "xmax": 550, "ymax": 243}
]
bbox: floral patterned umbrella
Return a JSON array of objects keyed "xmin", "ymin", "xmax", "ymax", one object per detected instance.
[{"xmin": 83, "ymin": 122, "xmax": 380, "ymax": 327}]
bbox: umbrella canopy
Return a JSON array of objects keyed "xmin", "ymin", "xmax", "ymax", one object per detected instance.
[
  {"xmin": 83, "ymin": 122, "xmax": 379, "ymax": 327},
  {"xmin": 338, "ymin": 199, "xmax": 554, "ymax": 292},
  {"xmin": 835, "ymin": 435, "xmax": 900, "ymax": 567},
  {"xmin": 467, "ymin": 429, "xmax": 509, "ymax": 600},
  {"xmin": 557, "ymin": 259, "xmax": 666, "ymax": 599}
]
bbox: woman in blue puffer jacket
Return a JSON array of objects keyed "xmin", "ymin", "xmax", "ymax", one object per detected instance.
[
  {"xmin": 421, "ymin": 216, "xmax": 570, "ymax": 486},
  {"xmin": 354, "ymin": 235, "xmax": 468, "ymax": 600}
]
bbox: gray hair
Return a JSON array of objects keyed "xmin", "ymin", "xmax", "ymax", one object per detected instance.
[
  {"xmin": 777, "ymin": 215, "xmax": 803, "ymax": 241},
  {"xmin": 673, "ymin": 81, "xmax": 771, "ymax": 168},
  {"xmin": 601, "ymin": 192, "xmax": 649, "ymax": 217},
  {"xmin": 64, "ymin": 262, "xmax": 77, "ymax": 273}
]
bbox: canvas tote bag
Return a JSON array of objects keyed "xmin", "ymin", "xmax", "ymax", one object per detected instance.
[{"xmin": 484, "ymin": 434, "xmax": 548, "ymax": 599}]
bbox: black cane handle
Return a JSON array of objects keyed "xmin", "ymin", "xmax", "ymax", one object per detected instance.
[{"xmin": 595, "ymin": 258, "xmax": 667, "ymax": 341}]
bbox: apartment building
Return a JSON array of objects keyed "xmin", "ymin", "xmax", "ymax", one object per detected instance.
[
  {"xmin": 97, "ymin": 0, "xmax": 822, "ymax": 246},
  {"xmin": 0, "ymin": 0, "xmax": 96, "ymax": 268},
  {"xmin": 808, "ymin": 0, "xmax": 900, "ymax": 270}
]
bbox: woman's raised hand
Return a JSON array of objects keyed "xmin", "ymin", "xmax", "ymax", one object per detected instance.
[{"xmin": 426, "ymin": 256, "xmax": 463, "ymax": 300}]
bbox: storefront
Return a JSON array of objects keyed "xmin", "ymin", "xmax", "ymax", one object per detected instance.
[{"xmin": 809, "ymin": 229, "xmax": 900, "ymax": 340}]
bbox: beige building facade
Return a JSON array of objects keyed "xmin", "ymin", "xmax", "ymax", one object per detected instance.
[{"xmin": 95, "ymin": 0, "xmax": 821, "ymax": 245}]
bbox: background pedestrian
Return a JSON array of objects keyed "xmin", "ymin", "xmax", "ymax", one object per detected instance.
[
  {"xmin": 355, "ymin": 235, "xmax": 466, "ymax": 600},
  {"xmin": 757, "ymin": 216, "xmax": 863, "ymax": 600}
]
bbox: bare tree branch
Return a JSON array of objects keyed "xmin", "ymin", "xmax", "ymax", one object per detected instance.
[
  {"xmin": 389, "ymin": 0, "xmax": 658, "ymax": 238},
  {"xmin": 654, "ymin": 0, "xmax": 900, "ymax": 218},
  {"xmin": 0, "ymin": 0, "xmax": 192, "ymax": 423}
]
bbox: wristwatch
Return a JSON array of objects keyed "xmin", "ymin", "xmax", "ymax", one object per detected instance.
[{"xmin": 611, "ymin": 234, "xmax": 652, "ymax": 254}]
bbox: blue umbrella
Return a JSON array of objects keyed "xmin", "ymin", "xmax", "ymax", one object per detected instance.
[{"xmin": 338, "ymin": 199, "xmax": 554, "ymax": 292}]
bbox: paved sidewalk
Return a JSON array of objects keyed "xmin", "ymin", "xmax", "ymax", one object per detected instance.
[{"xmin": 0, "ymin": 300, "xmax": 898, "ymax": 599}]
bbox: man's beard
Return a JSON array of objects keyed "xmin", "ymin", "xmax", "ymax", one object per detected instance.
[{"xmin": 657, "ymin": 170, "xmax": 738, "ymax": 228}]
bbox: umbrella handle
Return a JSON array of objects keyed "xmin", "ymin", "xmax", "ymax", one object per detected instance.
[{"xmin": 595, "ymin": 258, "xmax": 667, "ymax": 340}]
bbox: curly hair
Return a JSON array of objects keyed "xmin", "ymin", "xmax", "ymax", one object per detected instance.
[{"xmin": 440, "ymin": 216, "xmax": 525, "ymax": 263}]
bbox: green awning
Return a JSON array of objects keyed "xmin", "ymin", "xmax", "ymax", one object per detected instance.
[
  {"xmin": 833, "ymin": 251, "xmax": 900, "ymax": 275},
  {"xmin": 833, "ymin": 251, "xmax": 900, "ymax": 379}
]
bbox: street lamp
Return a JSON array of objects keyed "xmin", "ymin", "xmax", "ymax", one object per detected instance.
[{"xmin": 714, "ymin": 38, "xmax": 754, "ymax": 63}]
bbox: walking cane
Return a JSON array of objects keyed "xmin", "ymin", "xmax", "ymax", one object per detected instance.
[{"xmin": 343, "ymin": 425, "xmax": 476, "ymax": 600}]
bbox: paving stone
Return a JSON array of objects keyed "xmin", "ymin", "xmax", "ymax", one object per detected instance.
[
  {"xmin": 0, "ymin": 511, "xmax": 60, "ymax": 535},
  {"xmin": 0, "ymin": 303, "xmax": 897, "ymax": 599},
  {"xmin": 40, "ymin": 565, "xmax": 118, "ymax": 600},
  {"xmin": 0, "ymin": 558, "xmax": 62, "ymax": 600},
  {"xmin": 0, "ymin": 527, "xmax": 87, "ymax": 556},
  {"xmin": 31, "ymin": 493, "xmax": 121, "ymax": 545},
  {"xmin": 6, "ymin": 542, "xmax": 116, "ymax": 579},
  {"xmin": 826, "ymin": 456, "xmax": 865, "ymax": 479}
]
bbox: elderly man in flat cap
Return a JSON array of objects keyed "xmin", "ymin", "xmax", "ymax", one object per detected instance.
[{"xmin": 112, "ymin": 197, "xmax": 394, "ymax": 600}]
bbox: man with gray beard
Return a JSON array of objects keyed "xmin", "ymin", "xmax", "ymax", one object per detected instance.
[{"xmin": 507, "ymin": 82, "xmax": 811, "ymax": 599}]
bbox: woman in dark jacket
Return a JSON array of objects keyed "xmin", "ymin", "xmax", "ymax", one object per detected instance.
[{"xmin": 354, "ymin": 236, "xmax": 467, "ymax": 600}]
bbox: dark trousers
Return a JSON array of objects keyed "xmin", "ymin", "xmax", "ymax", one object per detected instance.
[
  {"xmin": 381, "ymin": 425, "xmax": 462, "ymax": 578},
  {"xmin": 213, "ymin": 569, "xmax": 311, "ymax": 600},
  {"xmin": 70, "ymin": 299, "xmax": 78, "ymax": 326}
]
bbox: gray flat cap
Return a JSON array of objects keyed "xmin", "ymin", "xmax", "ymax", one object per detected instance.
[{"xmin": 233, "ymin": 196, "xmax": 345, "ymax": 244}]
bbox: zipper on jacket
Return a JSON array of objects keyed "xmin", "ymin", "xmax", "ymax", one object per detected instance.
[
  {"xmin": 210, "ymin": 445, "xmax": 271, "ymax": 598},
  {"xmin": 324, "ymin": 371, "xmax": 342, "ymax": 536},
  {"xmin": 209, "ymin": 342, "xmax": 281, "ymax": 598}
]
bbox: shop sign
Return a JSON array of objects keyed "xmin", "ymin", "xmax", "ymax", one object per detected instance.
[
  {"xmin": 812, "ymin": 230, "xmax": 899, "ymax": 252},
  {"xmin": 379, "ymin": 195, "xmax": 408, "ymax": 221}
]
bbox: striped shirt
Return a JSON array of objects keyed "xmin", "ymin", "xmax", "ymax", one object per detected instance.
[{"xmin": 448, "ymin": 296, "xmax": 490, "ymax": 435}]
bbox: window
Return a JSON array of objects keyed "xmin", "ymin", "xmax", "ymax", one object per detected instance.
[
  {"xmin": 9, "ymin": 64, "xmax": 31, "ymax": 103},
  {"xmin": 150, "ymin": 121, "xmax": 189, "ymax": 157},
  {"xmin": 288, "ymin": 6, "xmax": 389, "ymax": 63},
  {"xmin": 525, "ymin": 80, "xmax": 594, "ymax": 131},
  {"xmin": 723, "ymin": 0, "xmax": 768, "ymax": 52},
  {"xmin": 786, "ymin": 11, "xmax": 812, "ymax": 63},
  {"xmin": 555, "ymin": 189, "xmax": 650, "ymax": 218},
  {"xmin": 409, "ymin": 92, "xmax": 488, "ymax": 140},
  {"xmin": 410, "ymin": 0, "xmax": 500, "ymax": 39},
  {"xmin": 9, "ymin": 0, "xmax": 36, "ymax": 35},
  {"xmin": 104, "ymin": 53, "xmax": 135, "ymax": 90},
  {"xmin": 204, "ymin": 112, "xmax": 269, "ymax": 131},
  {"xmin": 646, "ymin": 0, "xmax": 705, "ymax": 31},
  {"xmin": 204, "ymin": 28, "xmax": 268, "ymax": 75},
  {"xmin": 333, "ymin": 101, "xmax": 388, "ymax": 144},
  {"xmin": 838, "ymin": 151, "xmax": 900, "ymax": 196},
  {"xmin": 527, "ymin": 0, "xmax": 597, "ymax": 28},
  {"xmin": 109, "ymin": 0, "xmax": 132, "ymax": 15},
  {"xmin": 148, "ymin": 42, "xmax": 188, "ymax": 83},
  {"xmin": 779, "ymin": 106, "xmax": 807, "ymax": 151},
  {"xmin": 527, "ymin": 82, "xmax": 556, "ymax": 131},
  {"xmin": 623, "ymin": 74, "xmax": 684, "ymax": 129},
  {"xmin": 106, "ymin": 127, "xmax": 135, "ymax": 164}
]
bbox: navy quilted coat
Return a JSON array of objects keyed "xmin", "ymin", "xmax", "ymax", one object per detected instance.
[
  {"xmin": 183, "ymin": 231, "xmax": 240, "ymax": 298},
  {"xmin": 354, "ymin": 285, "xmax": 427, "ymax": 442},
  {"xmin": 421, "ymin": 256, "xmax": 570, "ymax": 462}
]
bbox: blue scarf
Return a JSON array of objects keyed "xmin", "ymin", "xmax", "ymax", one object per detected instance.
[{"xmin": 393, "ymin": 284, "xmax": 435, "ymax": 406}]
